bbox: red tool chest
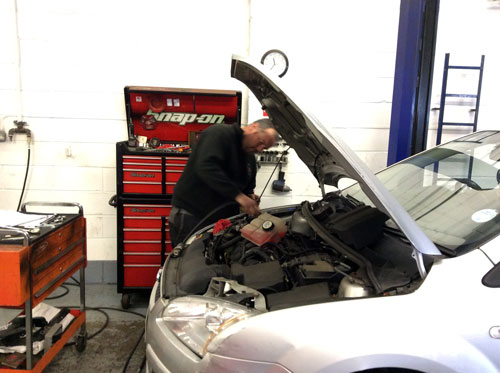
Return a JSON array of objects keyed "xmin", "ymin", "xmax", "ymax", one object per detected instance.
[
  {"xmin": 118, "ymin": 198, "xmax": 171, "ymax": 289},
  {"xmin": 115, "ymin": 86, "xmax": 242, "ymax": 308}
]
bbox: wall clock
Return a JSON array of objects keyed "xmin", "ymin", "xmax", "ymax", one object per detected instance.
[{"xmin": 260, "ymin": 49, "xmax": 289, "ymax": 78}]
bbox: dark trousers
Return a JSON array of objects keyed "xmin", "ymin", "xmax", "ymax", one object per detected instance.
[{"xmin": 169, "ymin": 206, "xmax": 202, "ymax": 248}]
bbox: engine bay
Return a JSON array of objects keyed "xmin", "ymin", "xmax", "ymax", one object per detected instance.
[{"xmin": 164, "ymin": 192, "xmax": 427, "ymax": 311}]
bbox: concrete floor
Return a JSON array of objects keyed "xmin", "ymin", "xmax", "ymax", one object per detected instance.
[{"xmin": 1, "ymin": 283, "xmax": 149, "ymax": 372}]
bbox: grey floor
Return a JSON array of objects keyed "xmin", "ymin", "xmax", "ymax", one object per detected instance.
[{"xmin": 2, "ymin": 283, "xmax": 149, "ymax": 372}]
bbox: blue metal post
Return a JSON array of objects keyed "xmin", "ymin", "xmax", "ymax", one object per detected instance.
[{"xmin": 387, "ymin": 0, "xmax": 440, "ymax": 165}]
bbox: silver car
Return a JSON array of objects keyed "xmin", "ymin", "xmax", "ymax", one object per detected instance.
[{"xmin": 145, "ymin": 55, "xmax": 500, "ymax": 373}]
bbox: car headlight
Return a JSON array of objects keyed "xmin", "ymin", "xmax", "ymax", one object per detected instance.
[{"xmin": 162, "ymin": 295, "xmax": 259, "ymax": 357}]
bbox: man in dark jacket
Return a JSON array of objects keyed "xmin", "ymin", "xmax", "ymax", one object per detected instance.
[{"xmin": 169, "ymin": 118, "xmax": 277, "ymax": 247}]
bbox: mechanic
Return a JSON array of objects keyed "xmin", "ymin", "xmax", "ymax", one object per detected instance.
[{"xmin": 169, "ymin": 118, "xmax": 278, "ymax": 247}]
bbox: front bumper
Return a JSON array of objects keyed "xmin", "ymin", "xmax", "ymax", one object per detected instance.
[
  {"xmin": 146, "ymin": 296, "xmax": 204, "ymax": 372},
  {"xmin": 145, "ymin": 282, "xmax": 290, "ymax": 373}
]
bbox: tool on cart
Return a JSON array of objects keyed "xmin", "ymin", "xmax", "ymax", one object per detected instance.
[{"xmin": 0, "ymin": 202, "xmax": 87, "ymax": 371}]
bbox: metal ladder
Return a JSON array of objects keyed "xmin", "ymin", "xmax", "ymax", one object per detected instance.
[{"xmin": 436, "ymin": 53, "xmax": 485, "ymax": 145}]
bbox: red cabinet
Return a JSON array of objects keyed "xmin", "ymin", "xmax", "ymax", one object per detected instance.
[{"xmin": 115, "ymin": 86, "xmax": 242, "ymax": 307}]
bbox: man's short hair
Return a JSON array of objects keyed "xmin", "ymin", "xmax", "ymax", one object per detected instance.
[
  {"xmin": 252, "ymin": 118, "xmax": 280, "ymax": 142},
  {"xmin": 253, "ymin": 118, "xmax": 274, "ymax": 130}
]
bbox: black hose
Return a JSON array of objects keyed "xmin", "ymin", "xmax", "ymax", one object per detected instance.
[
  {"xmin": 46, "ymin": 285, "xmax": 69, "ymax": 300},
  {"xmin": 138, "ymin": 356, "xmax": 146, "ymax": 373},
  {"xmin": 122, "ymin": 329, "xmax": 145, "ymax": 373},
  {"xmin": 239, "ymin": 248, "xmax": 271, "ymax": 264},
  {"xmin": 17, "ymin": 147, "xmax": 30, "ymax": 211},
  {"xmin": 64, "ymin": 308, "xmax": 110, "ymax": 347},
  {"xmin": 218, "ymin": 235, "xmax": 243, "ymax": 250},
  {"xmin": 51, "ymin": 285, "xmax": 147, "ymax": 370}
]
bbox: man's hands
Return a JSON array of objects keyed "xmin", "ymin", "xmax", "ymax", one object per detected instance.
[
  {"xmin": 235, "ymin": 193, "xmax": 261, "ymax": 217},
  {"xmin": 249, "ymin": 193, "xmax": 261, "ymax": 203}
]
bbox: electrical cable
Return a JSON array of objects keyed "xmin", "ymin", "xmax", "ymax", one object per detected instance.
[
  {"xmin": 58, "ymin": 306, "xmax": 147, "ymax": 371},
  {"xmin": 138, "ymin": 355, "xmax": 146, "ymax": 373},
  {"xmin": 63, "ymin": 304, "xmax": 146, "ymax": 370},
  {"xmin": 92, "ymin": 307, "xmax": 146, "ymax": 373},
  {"xmin": 46, "ymin": 285, "xmax": 69, "ymax": 300},
  {"xmin": 16, "ymin": 147, "xmax": 30, "ymax": 212},
  {"xmin": 122, "ymin": 328, "xmax": 145, "ymax": 373},
  {"xmin": 54, "ymin": 282, "xmax": 148, "ymax": 372},
  {"xmin": 94, "ymin": 306, "xmax": 145, "ymax": 319},
  {"xmin": 63, "ymin": 307, "xmax": 110, "ymax": 347}
]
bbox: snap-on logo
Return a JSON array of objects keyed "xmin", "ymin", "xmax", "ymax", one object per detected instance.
[
  {"xmin": 131, "ymin": 208, "xmax": 155, "ymax": 213},
  {"xmin": 131, "ymin": 172, "xmax": 155, "ymax": 178},
  {"xmin": 146, "ymin": 109, "xmax": 225, "ymax": 125}
]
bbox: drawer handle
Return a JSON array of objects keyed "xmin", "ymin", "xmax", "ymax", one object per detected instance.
[
  {"xmin": 32, "ymin": 237, "xmax": 85, "ymax": 275},
  {"xmin": 35, "ymin": 257, "xmax": 85, "ymax": 298}
]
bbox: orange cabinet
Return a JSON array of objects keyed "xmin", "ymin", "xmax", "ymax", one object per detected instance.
[{"xmin": 0, "ymin": 203, "xmax": 87, "ymax": 371}]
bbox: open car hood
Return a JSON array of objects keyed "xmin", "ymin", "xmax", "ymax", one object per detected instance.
[{"xmin": 231, "ymin": 54, "xmax": 440, "ymax": 256}]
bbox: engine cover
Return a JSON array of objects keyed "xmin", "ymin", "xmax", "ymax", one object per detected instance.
[{"xmin": 231, "ymin": 261, "xmax": 286, "ymax": 292}]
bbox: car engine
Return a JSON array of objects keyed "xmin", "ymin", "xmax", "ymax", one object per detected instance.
[{"xmin": 165, "ymin": 192, "xmax": 425, "ymax": 311}]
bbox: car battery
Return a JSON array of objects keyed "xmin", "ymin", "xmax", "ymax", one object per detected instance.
[{"xmin": 115, "ymin": 86, "xmax": 242, "ymax": 307}]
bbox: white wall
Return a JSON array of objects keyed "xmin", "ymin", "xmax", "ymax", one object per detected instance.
[
  {"xmin": 1, "ymin": 0, "xmax": 499, "ymax": 262},
  {"xmin": 427, "ymin": 0, "xmax": 500, "ymax": 147},
  {"xmin": 0, "ymin": 0, "xmax": 250, "ymax": 261},
  {"xmin": 250, "ymin": 0, "xmax": 400, "ymax": 209}
]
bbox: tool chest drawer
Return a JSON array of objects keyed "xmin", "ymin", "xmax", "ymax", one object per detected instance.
[
  {"xmin": 0, "ymin": 215, "xmax": 86, "ymax": 307},
  {"xmin": 164, "ymin": 157, "xmax": 188, "ymax": 169},
  {"xmin": 123, "ymin": 265, "xmax": 161, "ymax": 288},
  {"xmin": 123, "ymin": 203, "xmax": 171, "ymax": 217},
  {"xmin": 31, "ymin": 217, "xmax": 85, "ymax": 270},
  {"xmin": 117, "ymin": 142, "xmax": 189, "ymax": 197},
  {"xmin": 117, "ymin": 200, "xmax": 173, "ymax": 292},
  {"xmin": 123, "ymin": 252, "xmax": 161, "ymax": 265},
  {"xmin": 123, "ymin": 216, "xmax": 163, "ymax": 228},
  {"xmin": 32, "ymin": 242, "xmax": 85, "ymax": 298}
]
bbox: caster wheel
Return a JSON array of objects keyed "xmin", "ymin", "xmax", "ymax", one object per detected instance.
[
  {"xmin": 75, "ymin": 332, "xmax": 87, "ymax": 352},
  {"xmin": 121, "ymin": 293, "xmax": 131, "ymax": 309}
]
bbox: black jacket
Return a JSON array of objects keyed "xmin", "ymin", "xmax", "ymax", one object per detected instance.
[{"xmin": 172, "ymin": 124, "xmax": 256, "ymax": 222}]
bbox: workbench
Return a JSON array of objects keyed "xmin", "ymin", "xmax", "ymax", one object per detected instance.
[{"xmin": 0, "ymin": 202, "xmax": 87, "ymax": 372}]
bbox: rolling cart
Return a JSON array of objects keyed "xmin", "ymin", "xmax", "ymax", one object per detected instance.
[{"xmin": 0, "ymin": 202, "xmax": 87, "ymax": 372}]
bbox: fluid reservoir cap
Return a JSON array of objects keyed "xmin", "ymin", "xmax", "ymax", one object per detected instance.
[{"xmin": 262, "ymin": 220, "xmax": 274, "ymax": 231}]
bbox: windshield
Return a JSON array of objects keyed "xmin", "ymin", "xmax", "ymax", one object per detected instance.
[{"xmin": 343, "ymin": 131, "xmax": 500, "ymax": 255}]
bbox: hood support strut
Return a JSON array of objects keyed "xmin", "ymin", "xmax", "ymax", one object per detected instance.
[
  {"xmin": 412, "ymin": 249, "xmax": 428, "ymax": 279},
  {"xmin": 302, "ymin": 201, "xmax": 383, "ymax": 294}
]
